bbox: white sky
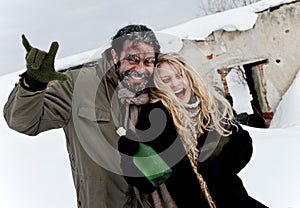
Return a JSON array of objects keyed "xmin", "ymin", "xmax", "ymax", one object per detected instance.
[
  {"xmin": 0, "ymin": 0, "xmax": 202, "ymax": 76},
  {"xmin": 1, "ymin": 0, "xmax": 299, "ymax": 207}
]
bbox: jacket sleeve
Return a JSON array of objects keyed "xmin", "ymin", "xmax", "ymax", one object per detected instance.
[
  {"xmin": 3, "ymin": 74, "xmax": 73, "ymax": 136},
  {"xmin": 198, "ymin": 123, "xmax": 253, "ymax": 178}
]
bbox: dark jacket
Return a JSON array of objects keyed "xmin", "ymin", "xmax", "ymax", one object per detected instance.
[
  {"xmin": 119, "ymin": 101, "xmax": 268, "ymax": 208},
  {"xmin": 3, "ymin": 48, "xmax": 153, "ymax": 208}
]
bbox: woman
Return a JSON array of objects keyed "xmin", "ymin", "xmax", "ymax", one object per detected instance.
[{"xmin": 118, "ymin": 53, "xmax": 268, "ymax": 208}]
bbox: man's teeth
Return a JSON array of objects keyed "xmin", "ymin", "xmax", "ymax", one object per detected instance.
[
  {"xmin": 127, "ymin": 72, "xmax": 144, "ymax": 80},
  {"xmin": 132, "ymin": 75, "xmax": 143, "ymax": 80}
]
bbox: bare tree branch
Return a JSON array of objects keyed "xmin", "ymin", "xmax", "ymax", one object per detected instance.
[{"xmin": 198, "ymin": 0, "xmax": 262, "ymax": 16}]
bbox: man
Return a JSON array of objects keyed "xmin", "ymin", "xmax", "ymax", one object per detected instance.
[{"xmin": 3, "ymin": 24, "xmax": 160, "ymax": 208}]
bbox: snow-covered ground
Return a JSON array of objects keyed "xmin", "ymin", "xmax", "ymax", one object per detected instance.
[
  {"xmin": 1, "ymin": 0, "xmax": 299, "ymax": 207},
  {"xmin": 233, "ymin": 71, "xmax": 300, "ymax": 208},
  {"xmin": 1, "ymin": 68, "xmax": 299, "ymax": 208},
  {"xmin": 0, "ymin": 72, "xmax": 76, "ymax": 207}
]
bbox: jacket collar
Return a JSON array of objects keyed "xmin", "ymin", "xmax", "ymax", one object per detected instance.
[{"xmin": 96, "ymin": 47, "xmax": 118, "ymax": 88}]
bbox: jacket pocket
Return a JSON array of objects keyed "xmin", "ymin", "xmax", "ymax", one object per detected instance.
[{"xmin": 77, "ymin": 106, "xmax": 110, "ymax": 122}]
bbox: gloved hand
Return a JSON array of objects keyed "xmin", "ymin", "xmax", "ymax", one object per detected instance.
[
  {"xmin": 118, "ymin": 129, "xmax": 140, "ymax": 156},
  {"xmin": 22, "ymin": 34, "xmax": 67, "ymax": 83},
  {"xmin": 118, "ymin": 130, "xmax": 156, "ymax": 192}
]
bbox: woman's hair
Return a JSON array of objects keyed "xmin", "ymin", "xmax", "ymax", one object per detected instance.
[
  {"xmin": 150, "ymin": 52, "xmax": 236, "ymax": 208},
  {"xmin": 151, "ymin": 52, "xmax": 235, "ymax": 141}
]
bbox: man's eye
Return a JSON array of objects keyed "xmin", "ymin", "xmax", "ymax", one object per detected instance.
[
  {"xmin": 126, "ymin": 55, "xmax": 140, "ymax": 63},
  {"xmin": 144, "ymin": 57, "xmax": 155, "ymax": 65},
  {"xmin": 132, "ymin": 56, "xmax": 140, "ymax": 62}
]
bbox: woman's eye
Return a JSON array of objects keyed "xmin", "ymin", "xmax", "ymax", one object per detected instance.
[
  {"xmin": 162, "ymin": 78, "xmax": 170, "ymax": 83},
  {"xmin": 176, "ymin": 73, "xmax": 182, "ymax": 79}
]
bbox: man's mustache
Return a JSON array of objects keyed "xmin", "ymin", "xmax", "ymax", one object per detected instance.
[{"xmin": 124, "ymin": 71, "xmax": 150, "ymax": 79}]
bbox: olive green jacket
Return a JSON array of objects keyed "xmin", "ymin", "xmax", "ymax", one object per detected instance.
[{"xmin": 3, "ymin": 49, "xmax": 152, "ymax": 208}]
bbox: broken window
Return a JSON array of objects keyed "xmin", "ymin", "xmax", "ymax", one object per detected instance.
[{"xmin": 219, "ymin": 59, "xmax": 273, "ymax": 128}]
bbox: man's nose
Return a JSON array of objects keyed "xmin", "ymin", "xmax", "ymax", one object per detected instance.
[{"xmin": 137, "ymin": 62, "xmax": 146, "ymax": 74}]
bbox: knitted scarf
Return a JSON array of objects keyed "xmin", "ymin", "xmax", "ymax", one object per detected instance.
[
  {"xmin": 117, "ymin": 83, "xmax": 177, "ymax": 208},
  {"xmin": 151, "ymin": 184, "xmax": 177, "ymax": 208},
  {"xmin": 117, "ymin": 82, "xmax": 149, "ymax": 130}
]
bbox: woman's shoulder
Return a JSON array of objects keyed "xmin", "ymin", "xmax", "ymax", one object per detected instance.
[
  {"xmin": 138, "ymin": 100, "xmax": 172, "ymax": 128},
  {"xmin": 142, "ymin": 100, "xmax": 167, "ymax": 112}
]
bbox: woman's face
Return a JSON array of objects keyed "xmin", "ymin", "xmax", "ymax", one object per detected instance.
[{"xmin": 157, "ymin": 62, "xmax": 192, "ymax": 104}]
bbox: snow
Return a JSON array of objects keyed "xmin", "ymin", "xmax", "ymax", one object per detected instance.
[
  {"xmin": 226, "ymin": 67, "xmax": 253, "ymax": 114},
  {"xmin": 161, "ymin": 0, "xmax": 298, "ymax": 40},
  {"xmin": 1, "ymin": 0, "xmax": 300, "ymax": 207},
  {"xmin": 160, "ymin": 9, "xmax": 258, "ymax": 40},
  {"xmin": 269, "ymin": 70, "xmax": 300, "ymax": 128},
  {"xmin": 35, "ymin": 0, "xmax": 299, "ymax": 72},
  {"xmin": 0, "ymin": 72, "xmax": 76, "ymax": 207},
  {"xmin": 225, "ymin": 65, "xmax": 300, "ymax": 208}
]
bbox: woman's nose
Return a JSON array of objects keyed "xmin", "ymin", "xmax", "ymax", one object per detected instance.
[{"xmin": 172, "ymin": 77, "xmax": 181, "ymax": 87}]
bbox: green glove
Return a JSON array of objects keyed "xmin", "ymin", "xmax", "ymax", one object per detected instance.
[{"xmin": 22, "ymin": 34, "xmax": 67, "ymax": 83}]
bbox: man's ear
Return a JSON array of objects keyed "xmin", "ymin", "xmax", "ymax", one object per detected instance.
[{"xmin": 111, "ymin": 49, "xmax": 119, "ymax": 64}]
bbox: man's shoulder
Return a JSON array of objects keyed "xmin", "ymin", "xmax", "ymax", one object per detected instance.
[
  {"xmin": 63, "ymin": 61, "xmax": 99, "ymax": 74},
  {"xmin": 58, "ymin": 61, "xmax": 104, "ymax": 84}
]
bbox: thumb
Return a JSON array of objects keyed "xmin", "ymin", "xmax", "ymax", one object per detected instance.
[{"xmin": 22, "ymin": 34, "xmax": 32, "ymax": 52}]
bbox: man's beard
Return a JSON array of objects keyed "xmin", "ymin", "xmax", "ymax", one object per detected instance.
[
  {"xmin": 122, "ymin": 71, "xmax": 150, "ymax": 93},
  {"xmin": 115, "ymin": 62, "xmax": 151, "ymax": 93}
]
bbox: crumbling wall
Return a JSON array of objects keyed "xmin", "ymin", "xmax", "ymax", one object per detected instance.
[{"xmin": 179, "ymin": 1, "xmax": 300, "ymax": 112}]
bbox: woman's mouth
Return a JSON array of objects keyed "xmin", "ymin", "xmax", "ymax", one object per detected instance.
[{"xmin": 174, "ymin": 88, "xmax": 186, "ymax": 98}]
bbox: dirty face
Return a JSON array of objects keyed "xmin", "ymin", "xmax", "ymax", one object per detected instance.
[
  {"xmin": 112, "ymin": 40, "xmax": 156, "ymax": 93},
  {"xmin": 157, "ymin": 62, "xmax": 192, "ymax": 104}
]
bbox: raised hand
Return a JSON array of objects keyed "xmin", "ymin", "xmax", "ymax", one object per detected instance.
[{"xmin": 22, "ymin": 34, "xmax": 67, "ymax": 83}]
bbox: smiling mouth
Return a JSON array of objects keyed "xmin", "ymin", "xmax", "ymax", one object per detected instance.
[
  {"xmin": 125, "ymin": 71, "xmax": 146, "ymax": 80},
  {"xmin": 122, "ymin": 71, "xmax": 149, "ymax": 93},
  {"xmin": 174, "ymin": 88, "xmax": 186, "ymax": 98}
]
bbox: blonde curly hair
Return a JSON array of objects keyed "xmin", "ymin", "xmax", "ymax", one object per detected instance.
[{"xmin": 150, "ymin": 52, "xmax": 236, "ymax": 208}]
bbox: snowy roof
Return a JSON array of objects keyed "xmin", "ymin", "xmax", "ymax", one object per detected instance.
[
  {"xmin": 161, "ymin": 0, "xmax": 297, "ymax": 40},
  {"xmin": 55, "ymin": 0, "xmax": 298, "ymax": 71}
]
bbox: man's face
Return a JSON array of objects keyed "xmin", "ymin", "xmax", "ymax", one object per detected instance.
[{"xmin": 112, "ymin": 40, "xmax": 156, "ymax": 92}]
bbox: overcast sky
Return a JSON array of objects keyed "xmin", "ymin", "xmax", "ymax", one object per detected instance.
[{"xmin": 0, "ymin": 0, "xmax": 205, "ymax": 76}]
